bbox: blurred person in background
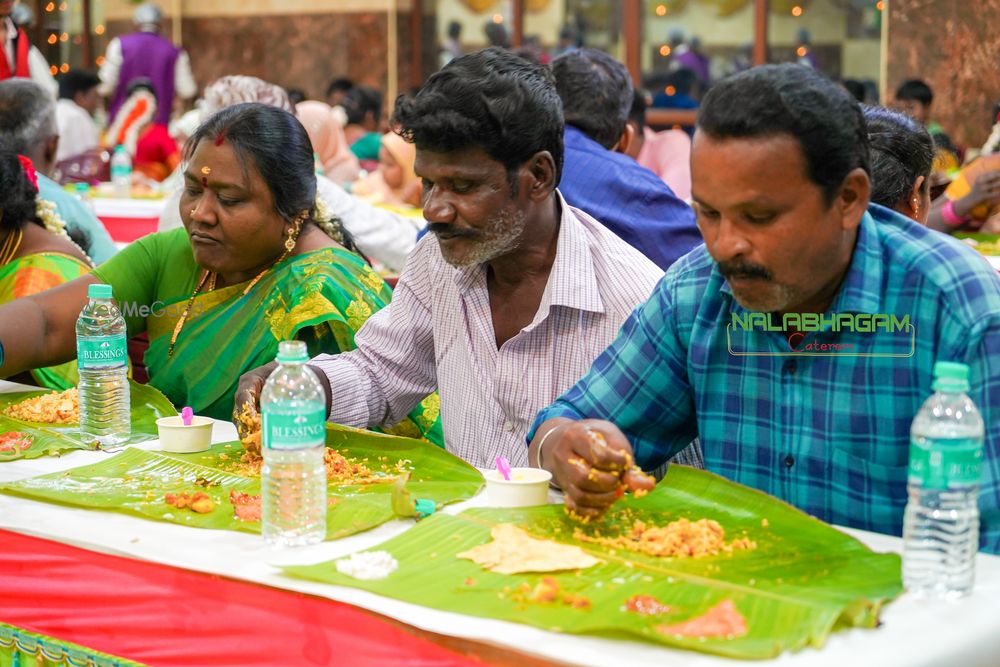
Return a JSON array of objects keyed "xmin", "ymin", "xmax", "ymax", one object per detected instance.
[
  {"xmin": 55, "ymin": 70, "xmax": 102, "ymax": 162},
  {"xmin": 296, "ymin": 100, "xmax": 360, "ymax": 185},
  {"xmin": 99, "ymin": 3, "xmax": 196, "ymax": 125},
  {"xmin": 342, "ymin": 85, "xmax": 384, "ymax": 162},
  {"xmin": 439, "ymin": 20, "xmax": 463, "ymax": 68},
  {"xmin": 0, "ymin": 79, "xmax": 116, "ymax": 263},
  {"xmin": 0, "ymin": 0, "xmax": 56, "ymax": 96},
  {"xmin": 864, "ymin": 105, "xmax": 934, "ymax": 225},
  {"xmin": 351, "ymin": 132, "xmax": 420, "ymax": 208},
  {"xmin": 105, "ymin": 78, "xmax": 180, "ymax": 182},
  {"xmin": 630, "ymin": 88, "xmax": 692, "ymax": 202},
  {"xmin": 552, "ymin": 49, "xmax": 701, "ymax": 271}
]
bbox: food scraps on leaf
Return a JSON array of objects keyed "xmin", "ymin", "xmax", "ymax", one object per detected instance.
[
  {"xmin": 655, "ymin": 599, "xmax": 748, "ymax": 638},
  {"xmin": 575, "ymin": 518, "xmax": 756, "ymax": 558},
  {"xmin": 164, "ymin": 491, "xmax": 215, "ymax": 514},
  {"xmin": 335, "ymin": 551, "xmax": 399, "ymax": 580},
  {"xmin": 0, "ymin": 431, "xmax": 33, "ymax": 453},
  {"xmin": 624, "ymin": 594, "xmax": 672, "ymax": 616}
]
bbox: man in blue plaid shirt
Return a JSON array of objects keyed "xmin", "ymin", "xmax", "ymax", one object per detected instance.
[{"xmin": 528, "ymin": 65, "xmax": 1000, "ymax": 554}]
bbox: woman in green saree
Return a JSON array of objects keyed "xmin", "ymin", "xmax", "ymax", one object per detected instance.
[
  {"xmin": 0, "ymin": 104, "xmax": 440, "ymax": 442},
  {"xmin": 0, "ymin": 151, "xmax": 91, "ymax": 390}
]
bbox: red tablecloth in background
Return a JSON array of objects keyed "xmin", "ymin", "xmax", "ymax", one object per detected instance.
[
  {"xmin": 98, "ymin": 216, "xmax": 159, "ymax": 243},
  {"xmin": 0, "ymin": 529, "xmax": 481, "ymax": 667}
]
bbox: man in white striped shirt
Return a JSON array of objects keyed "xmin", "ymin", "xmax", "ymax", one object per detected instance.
[{"xmin": 237, "ymin": 48, "xmax": 701, "ymax": 469}]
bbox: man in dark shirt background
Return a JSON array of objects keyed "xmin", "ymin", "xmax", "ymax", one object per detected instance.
[{"xmin": 551, "ymin": 48, "xmax": 702, "ymax": 270}]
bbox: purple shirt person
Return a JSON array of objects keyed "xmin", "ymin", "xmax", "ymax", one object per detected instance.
[{"xmin": 98, "ymin": 3, "xmax": 196, "ymax": 126}]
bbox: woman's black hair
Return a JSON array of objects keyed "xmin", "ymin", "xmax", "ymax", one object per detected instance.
[
  {"xmin": 0, "ymin": 149, "xmax": 42, "ymax": 233},
  {"xmin": 698, "ymin": 64, "xmax": 870, "ymax": 205},
  {"xmin": 392, "ymin": 47, "xmax": 564, "ymax": 189},
  {"xmin": 863, "ymin": 105, "xmax": 934, "ymax": 210},
  {"xmin": 184, "ymin": 103, "xmax": 360, "ymax": 255}
]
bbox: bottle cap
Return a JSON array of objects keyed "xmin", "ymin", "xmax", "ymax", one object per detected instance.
[
  {"xmin": 932, "ymin": 361, "xmax": 970, "ymax": 392},
  {"xmin": 74, "ymin": 182, "xmax": 89, "ymax": 194},
  {"xmin": 114, "ymin": 144, "xmax": 126, "ymax": 153},
  {"xmin": 276, "ymin": 340, "xmax": 308, "ymax": 363},
  {"xmin": 87, "ymin": 283, "xmax": 113, "ymax": 299},
  {"xmin": 414, "ymin": 499, "xmax": 436, "ymax": 518}
]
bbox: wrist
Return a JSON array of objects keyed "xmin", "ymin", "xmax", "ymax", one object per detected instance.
[
  {"xmin": 534, "ymin": 422, "xmax": 568, "ymax": 471},
  {"xmin": 307, "ymin": 363, "xmax": 333, "ymax": 419},
  {"xmin": 941, "ymin": 199, "xmax": 971, "ymax": 227}
]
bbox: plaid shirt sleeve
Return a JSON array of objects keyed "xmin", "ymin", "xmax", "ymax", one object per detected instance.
[
  {"xmin": 530, "ymin": 274, "xmax": 699, "ymax": 468},
  {"xmin": 964, "ymin": 316, "xmax": 1000, "ymax": 553}
]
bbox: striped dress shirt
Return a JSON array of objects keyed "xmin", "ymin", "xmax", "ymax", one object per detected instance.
[
  {"xmin": 311, "ymin": 192, "xmax": 667, "ymax": 468},
  {"xmin": 531, "ymin": 205, "xmax": 1000, "ymax": 552}
]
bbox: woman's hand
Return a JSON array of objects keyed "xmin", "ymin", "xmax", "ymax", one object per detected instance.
[{"xmin": 955, "ymin": 169, "xmax": 1000, "ymax": 219}]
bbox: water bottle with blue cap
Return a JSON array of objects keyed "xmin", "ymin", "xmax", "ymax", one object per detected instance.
[
  {"xmin": 261, "ymin": 340, "xmax": 328, "ymax": 546},
  {"xmin": 903, "ymin": 361, "xmax": 984, "ymax": 598}
]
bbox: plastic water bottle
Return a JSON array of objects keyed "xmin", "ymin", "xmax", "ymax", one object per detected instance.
[
  {"xmin": 76, "ymin": 283, "xmax": 131, "ymax": 447},
  {"xmin": 110, "ymin": 145, "xmax": 132, "ymax": 198},
  {"xmin": 261, "ymin": 340, "xmax": 327, "ymax": 546},
  {"xmin": 903, "ymin": 361, "xmax": 984, "ymax": 599}
]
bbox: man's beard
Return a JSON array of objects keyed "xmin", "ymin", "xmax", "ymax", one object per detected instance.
[
  {"xmin": 434, "ymin": 206, "xmax": 527, "ymax": 268},
  {"xmin": 718, "ymin": 259, "xmax": 799, "ymax": 312}
]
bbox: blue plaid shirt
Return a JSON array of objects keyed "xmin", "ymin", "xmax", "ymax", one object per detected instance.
[{"xmin": 531, "ymin": 205, "xmax": 1000, "ymax": 553}]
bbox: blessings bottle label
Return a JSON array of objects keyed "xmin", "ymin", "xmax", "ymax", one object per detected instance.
[{"xmin": 77, "ymin": 334, "xmax": 128, "ymax": 370}]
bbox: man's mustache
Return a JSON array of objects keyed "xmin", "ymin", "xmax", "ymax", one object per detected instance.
[
  {"xmin": 429, "ymin": 224, "xmax": 477, "ymax": 239},
  {"xmin": 718, "ymin": 260, "xmax": 772, "ymax": 281}
]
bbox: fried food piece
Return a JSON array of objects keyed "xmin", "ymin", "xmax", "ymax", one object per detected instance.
[
  {"xmin": 3, "ymin": 388, "xmax": 79, "ymax": 424},
  {"xmin": 164, "ymin": 491, "xmax": 215, "ymax": 513}
]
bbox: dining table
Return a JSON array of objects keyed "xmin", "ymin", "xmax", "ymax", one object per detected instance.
[
  {"xmin": 92, "ymin": 196, "xmax": 167, "ymax": 245},
  {"xmin": 1, "ymin": 379, "xmax": 998, "ymax": 667}
]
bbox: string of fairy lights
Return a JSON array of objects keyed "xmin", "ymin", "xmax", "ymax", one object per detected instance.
[{"xmin": 39, "ymin": 0, "xmax": 106, "ymax": 76}]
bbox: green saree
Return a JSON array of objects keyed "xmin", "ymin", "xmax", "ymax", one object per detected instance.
[
  {"xmin": 93, "ymin": 229, "xmax": 441, "ymax": 443},
  {"xmin": 0, "ymin": 252, "xmax": 90, "ymax": 390}
]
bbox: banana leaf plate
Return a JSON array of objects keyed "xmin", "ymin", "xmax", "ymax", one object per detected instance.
[
  {"xmin": 283, "ymin": 465, "xmax": 902, "ymax": 660},
  {"xmin": 0, "ymin": 423, "xmax": 484, "ymax": 540},
  {"xmin": 0, "ymin": 382, "xmax": 176, "ymax": 461}
]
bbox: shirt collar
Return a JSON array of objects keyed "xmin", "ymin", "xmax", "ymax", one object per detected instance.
[
  {"xmin": 451, "ymin": 190, "xmax": 606, "ymax": 319},
  {"xmin": 717, "ymin": 209, "xmax": 883, "ymax": 315}
]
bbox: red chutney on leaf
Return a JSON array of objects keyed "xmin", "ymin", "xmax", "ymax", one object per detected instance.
[
  {"xmin": 655, "ymin": 599, "xmax": 748, "ymax": 638},
  {"xmin": 624, "ymin": 594, "xmax": 672, "ymax": 616},
  {"xmin": 0, "ymin": 432, "xmax": 33, "ymax": 453}
]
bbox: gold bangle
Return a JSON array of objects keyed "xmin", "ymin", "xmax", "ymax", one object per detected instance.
[{"xmin": 534, "ymin": 423, "xmax": 566, "ymax": 470}]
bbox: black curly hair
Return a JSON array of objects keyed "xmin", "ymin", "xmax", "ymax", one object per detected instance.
[
  {"xmin": 392, "ymin": 47, "xmax": 564, "ymax": 190},
  {"xmin": 0, "ymin": 149, "xmax": 42, "ymax": 233}
]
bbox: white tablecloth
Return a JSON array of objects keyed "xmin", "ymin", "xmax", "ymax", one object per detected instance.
[
  {"xmin": 91, "ymin": 197, "xmax": 167, "ymax": 219},
  {"xmin": 1, "ymin": 381, "xmax": 998, "ymax": 667}
]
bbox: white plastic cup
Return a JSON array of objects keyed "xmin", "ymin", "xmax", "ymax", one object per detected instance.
[
  {"xmin": 156, "ymin": 415, "xmax": 214, "ymax": 453},
  {"xmin": 483, "ymin": 467, "xmax": 553, "ymax": 507}
]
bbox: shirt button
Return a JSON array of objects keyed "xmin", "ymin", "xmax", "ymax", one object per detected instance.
[
  {"xmin": 784, "ymin": 360, "xmax": 797, "ymax": 375},
  {"xmin": 784, "ymin": 454, "xmax": 795, "ymax": 468},
  {"xmin": 503, "ymin": 420, "xmax": 514, "ymax": 432}
]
